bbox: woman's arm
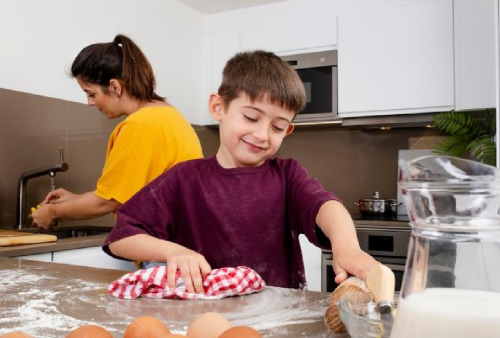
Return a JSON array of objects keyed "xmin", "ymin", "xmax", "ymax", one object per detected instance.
[
  {"xmin": 316, "ymin": 200, "xmax": 379, "ymax": 283},
  {"xmin": 109, "ymin": 234, "xmax": 212, "ymax": 294},
  {"xmin": 32, "ymin": 191, "xmax": 120, "ymax": 228}
]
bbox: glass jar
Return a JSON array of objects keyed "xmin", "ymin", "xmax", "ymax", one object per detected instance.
[{"xmin": 391, "ymin": 155, "xmax": 500, "ymax": 338}]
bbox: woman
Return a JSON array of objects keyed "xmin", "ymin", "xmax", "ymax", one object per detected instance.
[{"xmin": 32, "ymin": 34, "xmax": 203, "ymax": 229}]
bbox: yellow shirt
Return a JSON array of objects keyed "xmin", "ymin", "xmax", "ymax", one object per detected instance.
[{"xmin": 95, "ymin": 106, "xmax": 203, "ymax": 204}]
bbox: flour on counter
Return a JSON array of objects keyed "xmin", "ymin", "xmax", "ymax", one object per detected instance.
[
  {"xmin": 0, "ymin": 269, "xmax": 117, "ymax": 337},
  {"xmin": 1, "ymin": 267, "xmax": 334, "ymax": 338}
]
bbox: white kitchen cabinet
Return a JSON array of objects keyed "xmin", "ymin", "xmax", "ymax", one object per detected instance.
[
  {"xmin": 52, "ymin": 247, "xmax": 136, "ymax": 271},
  {"xmin": 14, "ymin": 252, "xmax": 52, "ymax": 262},
  {"xmin": 240, "ymin": 16, "xmax": 337, "ymax": 54},
  {"xmin": 203, "ymin": 17, "xmax": 337, "ymax": 126},
  {"xmin": 454, "ymin": 0, "xmax": 496, "ymax": 110},
  {"xmin": 299, "ymin": 235, "xmax": 322, "ymax": 292},
  {"xmin": 337, "ymin": 0, "xmax": 454, "ymax": 117}
]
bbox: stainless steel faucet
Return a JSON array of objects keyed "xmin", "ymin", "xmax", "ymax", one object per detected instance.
[{"xmin": 15, "ymin": 148, "xmax": 69, "ymax": 229}]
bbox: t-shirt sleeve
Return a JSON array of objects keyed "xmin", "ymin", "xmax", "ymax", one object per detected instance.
[
  {"xmin": 285, "ymin": 159, "xmax": 340, "ymax": 248},
  {"xmin": 102, "ymin": 169, "xmax": 177, "ymax": 259},
  {"xmin": 95, "ymin": 119, "xmax": 157, "ymax": 204}
]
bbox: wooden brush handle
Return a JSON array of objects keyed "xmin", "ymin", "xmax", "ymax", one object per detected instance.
[{"xmin": 366, "ymin": 264, "xmax": 395, "ymax": 306}]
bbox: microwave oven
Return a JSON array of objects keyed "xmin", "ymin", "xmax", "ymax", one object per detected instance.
[{"xmin": 280, "ymin": 50, "xmax": 338, "ymax": 123}]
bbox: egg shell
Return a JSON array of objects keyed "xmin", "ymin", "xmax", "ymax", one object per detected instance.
[
  {"xmin": 124, "ymin": 315, "xmax": 171, "ymax": 338},
  {"xmin": 65, "ymin": 325, "xmax": 113, "ymax": 338},
  {"xmin": 218, "ymin": 326, "xmax": 262, "ymax": 338},
  {"xmin": 187, "ymin": 312, "xmax": 231, "ymax": 338},
  {"xmin": 0, "ymin": 332, "xmax": 35, "ymax": 338}
]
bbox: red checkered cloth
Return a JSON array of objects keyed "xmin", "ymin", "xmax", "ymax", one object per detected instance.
[{"xmin": 108, "ymin": 266, "xmax": 266, "ymax": 300}]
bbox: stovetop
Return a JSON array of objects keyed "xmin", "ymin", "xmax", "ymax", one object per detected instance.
[
  {"xmin": 353, "ymin": 214, "xmax": 410, "ymax": 222},
  {"xmin": 353, "ymin": 214, "xmax": 411, "ymax": 228}
]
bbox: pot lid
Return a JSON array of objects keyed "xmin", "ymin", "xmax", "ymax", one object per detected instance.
[{"xmin": 360, "ymin": 191, "xmax": 396, "ymax": 202}]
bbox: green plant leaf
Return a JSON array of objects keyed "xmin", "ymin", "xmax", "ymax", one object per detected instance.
[
  {"xmin": 432, "ymin": 109, "xmax": 497, "ymax": 165},
  {"xmin": 433, "ymin": 110, "xmax": 487, "ymax": 137},
  {"xmin": 433, "ymin": 135, "xmax": 471, "ymax": 158},
  {"xmin": 469, "ymin": 137, "xmax": 497, "ymax": 166}
]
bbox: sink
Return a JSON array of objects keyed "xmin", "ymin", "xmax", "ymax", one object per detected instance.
[{"xmin": 14, "ymin": 225, "xmax": 111, "ymax": 239}]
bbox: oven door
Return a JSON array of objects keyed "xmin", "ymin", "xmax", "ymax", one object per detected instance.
[
  {"xmin": 321, "ymin": 253, "xmax": 406, "ymax": 293},
  {"xmin": 321, "ymin": 226, "xmax": 410, "ymax": 293}
]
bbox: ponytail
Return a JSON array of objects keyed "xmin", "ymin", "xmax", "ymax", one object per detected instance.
[{"xmin": 71, "ymin": 34, "xmax": 165, "ymax": 102}]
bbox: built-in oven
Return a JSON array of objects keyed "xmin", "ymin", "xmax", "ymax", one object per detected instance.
[
  {"xmin": 321, "ymin": 224, "xmax": 411, "ymax": 293},
  {"xmin": 280, "ymin": 50, "xmax": 338, "ymax": 123}
]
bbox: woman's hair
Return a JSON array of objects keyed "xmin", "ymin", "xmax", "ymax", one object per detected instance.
[
  {"xmin": 218, "ymin": 50, "xmax": 306, "ymax": 116},
  {"xmin": 71, "ymin": 34, "xmax": 164, "ymax": 102}
]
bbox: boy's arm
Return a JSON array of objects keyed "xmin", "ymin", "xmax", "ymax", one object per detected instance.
[
  {"xmin": 315, "ymin": 200, "xmax": 379, "ymax": 283},
  {"xmin": 109, "ymin": 234, "xmax": 212, "ymax": 294}
]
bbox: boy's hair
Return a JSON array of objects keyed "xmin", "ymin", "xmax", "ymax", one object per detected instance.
[{"xmin": 218, "ymin": 50, "xmax": 306, "ymax": 116}]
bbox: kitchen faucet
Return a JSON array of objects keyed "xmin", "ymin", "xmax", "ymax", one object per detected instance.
[{"xmin": 15, "ymin": 148, "xmax": 69, "ymax": 229}]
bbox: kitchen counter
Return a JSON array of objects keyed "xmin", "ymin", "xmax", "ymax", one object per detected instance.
[
  {"xmin": 0, "ymin": 225, "xmax": 111, "ymax": 257},
  {"xmin": 0, "ymin": 257, "xmax": 335, "ymax": 338},
  {"xmin": 0, "ymin": 220, "xmax": 410, "ymax": 258}
]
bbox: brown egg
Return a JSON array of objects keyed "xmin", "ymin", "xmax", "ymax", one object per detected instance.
[
  {"xmin": 124, "ymin": 315, "xmax": 171, "ymax": 338},
  {"xmin": 187, "ymin": 312, "xmax": 231, "ymax": 338},
  {"xmin": 218, "ymin": 326, "xmax": 262, "ymax": 338},
  {"xmin": 65, "ymin": 325, "xmax": 113, "ymax": 338},
  {"xmin": 168, "ymin": 335, "xmax": 186, "ymax": 337},
  {"xmin": 0, "ymin": 332, "xmax": 35, "ymax": 338}
]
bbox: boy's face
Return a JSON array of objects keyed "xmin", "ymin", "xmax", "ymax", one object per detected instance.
[{"xmin": 209, "ymin": 93, "xmax": 295, "ymax": 168}]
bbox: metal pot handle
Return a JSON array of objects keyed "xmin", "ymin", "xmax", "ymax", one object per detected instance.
[
  {"xmin": 391, "ymin": 202, "xmax": 402, "ymax": 207},
  {"xmin": 354, "ymin": 202, "xmax": 360, "ymax": 206}
]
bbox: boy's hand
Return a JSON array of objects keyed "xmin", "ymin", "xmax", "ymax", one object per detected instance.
[
  {"xmin": 166, "ymin": 244, "xmax": 212, "ymax": 294},
  {"xmin": 332, "ymin": 248, "xmax": 379, "ymax": 284}
]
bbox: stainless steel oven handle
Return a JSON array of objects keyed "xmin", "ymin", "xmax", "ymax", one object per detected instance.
[
  {"xmin": 383, "ymin": 263, "xmax": 406, "ymax": 272},
  {"xmin": 356, "ymin": 226, "xmax": 410, "ymax": 233}
]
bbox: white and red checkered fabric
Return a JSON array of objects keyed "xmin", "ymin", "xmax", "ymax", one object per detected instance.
[{"xmin": 108, "ymin": 266, "xmax": 266, "ymax": 300}]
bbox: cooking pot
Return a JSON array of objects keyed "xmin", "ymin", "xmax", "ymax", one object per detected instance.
[{"xmin": 354, "ymin": 192, "xmax": 401, "ymax": 218}]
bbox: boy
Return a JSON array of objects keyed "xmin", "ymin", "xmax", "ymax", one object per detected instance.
[{"xmin": 103, "ymin": 50, "xmax": 378, "ymax": 294}]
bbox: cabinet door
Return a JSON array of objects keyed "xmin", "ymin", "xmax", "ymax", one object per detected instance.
[
  {"xmin": 240, "ymin": 16, "xmax": 337, "ymax": 53},
  {"xmin": 14, "ymin": 252, "xmax": 52, "ymax": 262},
  {"xmin": 338, "ymin": 0, "xmax": 454, "ymax": 117},
  {"xmin": 299, "ymin": 235, "xmax": 322, "ymax": 292},
  {"xmin": 454, "ymin": 0, "xmax": 496, "ymax": 110},
  {"xmin": 52, "ymin": 247, "xmax": 136, "ymax": 270}
]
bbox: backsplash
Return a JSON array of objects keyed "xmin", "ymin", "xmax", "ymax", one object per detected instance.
[
  {"xmin": 0, "ymin": 88, "xmax": 442, "ymax": 228},
  {"xmin": 197, "ymin": 124, "xmax": 441, "ymax": 218}
]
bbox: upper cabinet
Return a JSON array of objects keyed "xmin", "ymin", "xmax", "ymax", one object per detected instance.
[
  {"xmin": 240, "ymin": 16, "xmax": 337, "ymax": 54},
  {"xmin": 337, "ymin": 0, "xmax": 454, "ymax": 118},
  {"xmin": 454, "ymin": 0, "xmax": 496, "ymax": 110},
  {"xmin": 201, "ymin": 0, "xmax": 496, "ymax": 124},
  {"xmin": 337, "ymin": 0, "xmax": 496, "ymax": 118}
]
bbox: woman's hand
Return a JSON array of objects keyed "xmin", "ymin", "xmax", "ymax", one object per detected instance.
[
  {"xmin": 31, "ymin": 204, "xmax": 57, "ymax": 230},
  {"xmin": 165, "ymin": 243, "xmax": 212, "ymax": 294},
  {"xmin": 42, "ymin": 188, "xmax": 79, "ymax": 204},
  {"xmin": 332, "ymin": 247, "xmax": 379, "ymax": 284}
]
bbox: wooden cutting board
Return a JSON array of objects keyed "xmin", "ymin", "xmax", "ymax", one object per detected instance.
[{"xmin": 0, "ymin": 230, "xmax": 57, "ymax": 246}]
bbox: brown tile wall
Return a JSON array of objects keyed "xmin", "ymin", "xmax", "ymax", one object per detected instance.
[
  {"xmin": 196, "ymin": 125, "xmax": 441, "ymax": 217},
  {"xmin": 0, "ymin": 88, "xmax": 441, "ymax": 228}
]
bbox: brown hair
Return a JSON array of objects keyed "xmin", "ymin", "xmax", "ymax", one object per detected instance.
[
  {"xmin": 218, "ymin": 50, "xmax": 306, "ymax": 116},
  {"xmin": 71, "ymin": 34, "xmax": 164, "ymax": 102}
]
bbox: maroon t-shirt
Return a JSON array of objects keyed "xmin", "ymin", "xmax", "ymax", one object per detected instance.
[{"xmin": 103, "ymin": 156, "xmax": 339, "ymax": 289}]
